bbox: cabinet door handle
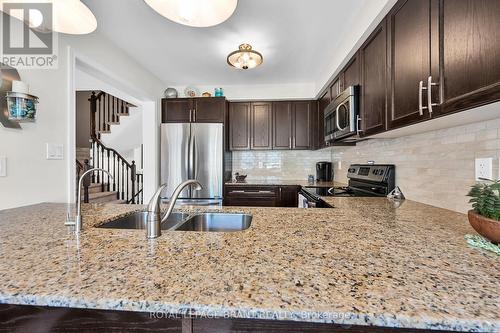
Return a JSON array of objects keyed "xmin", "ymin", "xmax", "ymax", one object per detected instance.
[
  {"xmin": 427, "ymin": 76, "xmax": 439, "ymax": 115},
  {"xmin": 289, "ymin": 137, "xmax": 292, "ymax": 148},
  {"xmin": 257, "ymin": 190, "xmax": 274, "ymax": 194},
  {"xmin": 189, "ymin": 109, "xmax": 192, "ymax": 122},
  {"xmin": 356, "ymin": 115, "xmax": 363, "ymax": 135},
  {"xmin": 418, "ymin": 81, "xmax": 428, "ymax": 116}
]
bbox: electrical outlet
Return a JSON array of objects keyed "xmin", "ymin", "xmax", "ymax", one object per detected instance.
[
  {"xmin": 0, "ymin": 156, "xmax": 6, "ymax": 177},
  {"xmin": 475, "ymin": 158, "xmax": 493, "ymax": 181}
]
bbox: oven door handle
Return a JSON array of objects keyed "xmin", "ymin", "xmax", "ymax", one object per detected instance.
[{"xmin": 348, "ymin": 185, "xmax": 386, "ymax": 197}]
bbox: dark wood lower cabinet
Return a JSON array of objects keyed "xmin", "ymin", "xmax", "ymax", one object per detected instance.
[
  {"xmin": 0, "ymin": 304, "xmax": 453, "ymax": 333},
  {"xmin": 224, "ymin": 185, "xmax": 299, "ymax": 207}
]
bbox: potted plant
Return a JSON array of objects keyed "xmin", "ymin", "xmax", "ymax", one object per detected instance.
[{"xmin": 467, "ymin": 180, "xmax": 500, "ymax": 244}]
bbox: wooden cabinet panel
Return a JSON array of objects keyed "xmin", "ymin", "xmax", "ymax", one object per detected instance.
[
  {"xmin": 224, "ymin": 185, "xmax": 278, "ymax": 207},
  {"xmin": 194, "ymin": 97, "xmax": 225, "ymax": 122},
  {"xmin": 342, "ymin": 56, "xmax": 360, "ymax": 88},
  {"xmin": 316, "ymin": 91, "xmax": 330, "ymax": 149},
  {"xmin": 439, "ymin": 0, "xmax": 500, "ymax": 115},
  {"xmin": 292, "ymin": 101, "xmax": 312, "ymax": 150},
  {"xmin": 251, "ymin": 103, "xmax": 273, "ymax": 150},
  {"xmin": 229, "ymin": 103, "xmax": 251, "ymax": 150},
  {"xmin": 272, "ymin": 102, "xmax": 292, "ymax": 149},
  {"xmin": 359, "ymin": 20, "xmax": 388, "ymax": 136},
  {"xmin": 224, "ymin": 185, "xmax": 299, "ymax": 207},
  {"xmin": 161, "ymin": 99, "xmax": 192, "ymax": 123},
  {"xmin": 330, "ymin": 78, "xmax": 340, "ymax": 99},
  {"xmin": 279, "ymin": 185, "xmax": 300, "ymax": 207},
  {"xmin": 387, "ymin": 0, "xmax": 436, "ymax": 129}
]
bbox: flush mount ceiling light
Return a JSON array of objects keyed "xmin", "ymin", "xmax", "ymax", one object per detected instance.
[
  {"xmin": 144, "ymin": 0, "xmax": 237, "ymax": 28},
  {"xmin": 0, "ymin": 0, "xmax": 97, "ymax": 35},
  {"xmin": 227, "ymin": 44, "xmax": 263, "ymax": 70}
]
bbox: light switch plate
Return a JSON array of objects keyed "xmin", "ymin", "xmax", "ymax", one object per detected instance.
[
  {"xmin": 46, "ymin": 143, "xmax": 64, "ymax": 160},
  {"xmin": 0, "ymin": 156, "xmax": 6, "ymax": 177},
  {"xmin": 475, "ymin": 158, "xmax": 493, "ymax": 181}
]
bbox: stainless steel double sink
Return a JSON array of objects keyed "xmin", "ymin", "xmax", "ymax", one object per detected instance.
[{"xmin": 98, "ymin": 211, "xmax": 252, "ymax": 232}]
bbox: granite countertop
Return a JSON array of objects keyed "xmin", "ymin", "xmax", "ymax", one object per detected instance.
[
  {"xmin": 225, "ymin": 179, "xmax": 344, "ymax": 188},
  {"xmin": 0, "ymin": 200, "xmax": 499, "ymax": 332}
]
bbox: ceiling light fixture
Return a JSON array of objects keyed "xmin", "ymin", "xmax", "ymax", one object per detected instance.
[
  {"xmin": 144, "ymin": 0, "xmax": 237, "ymax": 28},
  {"xmin": 227, "ymin": 44, "xmax": 263, "ymax": 70},
  {"xmin": 0, "ymin": 0, "xmax": 97, "ymax": 35}
]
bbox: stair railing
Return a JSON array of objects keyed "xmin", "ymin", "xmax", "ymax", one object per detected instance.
[{"xmin": 88, "ymin": 91, "xmax": 143, "ymax": 204}]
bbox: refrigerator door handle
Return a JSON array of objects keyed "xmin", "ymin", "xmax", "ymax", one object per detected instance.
[
  {"xmin": 188, "ymin": 126, "xmax": 195, "ymax": 197},
  {"xmin": 191, "ymin": 135, "xmax": 198, "ymax": 179}
]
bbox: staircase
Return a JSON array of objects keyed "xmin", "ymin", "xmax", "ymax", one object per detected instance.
[
  {"xmin": 76, "ymin": 91, "xmax": 143, "ymax": 205},
  {"xmin": 76, "ymin": 148, "xmax": 125, "ymax": 204}
]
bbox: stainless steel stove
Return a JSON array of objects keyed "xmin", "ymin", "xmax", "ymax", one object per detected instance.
[{"xmin": 299, "ymin": 164, "xmax": 396, "ymax": 207}]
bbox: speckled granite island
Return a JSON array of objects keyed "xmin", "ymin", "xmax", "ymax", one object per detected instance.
[{"xmin": 0, "ymin": 199, "xmax": 498, "ymax": 332}]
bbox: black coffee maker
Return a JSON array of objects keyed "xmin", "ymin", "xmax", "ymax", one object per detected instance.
[{"xmin": 316, "ymin": 162, "xmax": 333, "ymax": 182}]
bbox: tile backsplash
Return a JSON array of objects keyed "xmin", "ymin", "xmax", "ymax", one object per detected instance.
[
  {"xmin": 232, "ymin": 150, "xmax": 332, "ymax": 181},
  {"xmin": 332, "ymin": 119, "xmax": 500, "ymax": 213}
]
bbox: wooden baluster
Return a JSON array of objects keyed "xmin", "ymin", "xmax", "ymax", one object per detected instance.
[
  {"xmin": 126, "ymin": 167, "xmax": 129, "ymax": 202},
  {"xmin": 98, "ymin": 97, "xmax": 102, "ymax": 139},
  {"xmin": 116, "ymin": 156, "xmax": 120, "ymax": 200},
  {"xmin": 131, "ymin": 161, "xmax": 136, "ymax": 204},
  {"xmin": 107, "ymin": 94, "xmax": 110, "ymax": 131},
  {"xmin": 107, "ymin": 150, "xmax": 110, "ymax": 192},
  {"xmin": 141, "ymin": 175, "xmax": 143, "ymax": 204},
  {"xmin": 112, "ymin": 96, "xmax": 116, "ymax": 123},
  {"xmin": 121, "ymin": 160, "xmax": 125, "ymax": 200},
  {"xmin": 83, "ymin": 159, "xmax": 91, "ymax": 203},
  {"xmin": 100, "ymin": 146, "xmax": 105, "ymax": 192},
  {"xmin": 91, "ymin": 142, "xmax": 96, "ymax": 183},
  {"xmin": 96, "ymin": 144, "xmax": 100, "ymax": 184},
  {"xmin": 113, "ymin": 152, "xmax": 116, "ymax": 192}
]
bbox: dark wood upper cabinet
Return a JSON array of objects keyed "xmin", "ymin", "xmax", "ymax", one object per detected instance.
[
  {"xmin": 250, "ymin": 102, "xmax": 273, "ymax": 150},
  {"xmin": 438, "ymin": 0, "xmax": 500, "ymax": 115},
  {"xmin": 162, "ymin": 97, "xmax": 225, "ymax": 123},
  {"xmin": 316, "ymin": 91, "xmax": 330, "ymax": 149},
  {"xmin": 359, "ymin": 20, "xmax": 388, "ymax": 136},
  {"xmin": 387, "ymin": 0, "xmax": 438, "ymax": 129},
  {"xmin": 272, "ymin": 102, "xmax": 292, "ymax": 149},
  {"xmin": 330, "ymin": 78, "xmax": 340, "ymax": 99},
  {"xmin": 342, "ymin": 55, "xmax": 360, "ymax": 88},
  {"xmin": 292, "ymin": 101, "xmax": 312, "ymax": 149},
  {"xmin": 193, "ymin": 97, "xmax": 226, "ymax": 122},
  {"xmin": 229, "ymin": 102, "xmax": 251, "ymax": 150},
  {"xmin": 161, "ymin": 99, "xmax": 192, "ymax": 123}
]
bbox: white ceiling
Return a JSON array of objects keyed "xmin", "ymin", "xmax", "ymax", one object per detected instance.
[{"xmin": 82, "ymin": 0, "xmax": 390, "ymax": 90}]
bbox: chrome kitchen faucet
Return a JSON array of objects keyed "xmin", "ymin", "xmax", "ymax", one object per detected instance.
[
  {"xmin": 66, "ymin": 168, "xmax": 113, "ymax": 234},
  {"xmin": 146, "ymin": 180, "xmax": 203, "ymax": 239}
]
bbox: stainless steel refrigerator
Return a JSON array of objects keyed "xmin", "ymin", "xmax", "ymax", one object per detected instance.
[{"xmin": 160, "ymin": 123, "xmax": 224, "ymax": 205}]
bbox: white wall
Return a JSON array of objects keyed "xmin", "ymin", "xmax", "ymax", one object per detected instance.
[
  {"xmin": 170, "ymin": 83, "xmax": 316, "ymax": 101},
  {"xmin": 0, "ymin": 32, "xmax": 164, "ymax": 210}
]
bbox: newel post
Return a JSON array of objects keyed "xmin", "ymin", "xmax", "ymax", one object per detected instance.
[
  {"xmin": 83, "ymin": 159, "xmax": 91, "ymax": 203},
  {"xmin": 89, "ymin": 91, "xmax": 97, "ymax": 140}
]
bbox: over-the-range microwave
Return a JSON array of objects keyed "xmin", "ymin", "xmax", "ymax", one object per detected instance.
[{"xmin": 324, "ymin": 85, "xmax": 359, "ymax": 143}]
